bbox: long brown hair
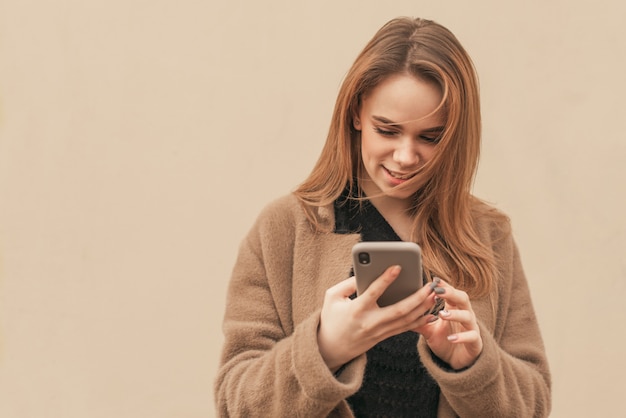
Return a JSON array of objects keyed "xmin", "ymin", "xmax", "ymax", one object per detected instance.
[{"xmin": 294, "ymin": 17, "xmax": 508, "ymax": 297}]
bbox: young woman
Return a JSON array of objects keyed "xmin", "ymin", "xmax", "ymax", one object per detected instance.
[{"xmin": 215, "ymin": 17, "xmax": 551, "ymax": 417}]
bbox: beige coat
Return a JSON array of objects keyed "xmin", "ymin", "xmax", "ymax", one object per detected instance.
[{"xmin": 215, "ymin": 194, "xmax": 551, "ymax": 417}]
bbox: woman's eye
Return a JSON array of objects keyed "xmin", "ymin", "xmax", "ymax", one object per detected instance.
[
  {"xmin": 375, "ymin": 127, "xmax": 397, "ymax": 137},
  {"xmin": 420, "ymin": 135, "xmax": 442, "ymax": 144}
]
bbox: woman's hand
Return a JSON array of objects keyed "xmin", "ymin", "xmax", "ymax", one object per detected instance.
[
  {"xmin": 415, "ymin": 279, "xmax": 483, "ymax": 370},
  {"xmin": 317, "ymin": 265, "xmax": 439, "ymax": 371}
]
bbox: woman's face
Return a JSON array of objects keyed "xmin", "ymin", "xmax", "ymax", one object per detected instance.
[{"xmin": 355, "ymin": 73, "xmax": 444, "ymax": 206}]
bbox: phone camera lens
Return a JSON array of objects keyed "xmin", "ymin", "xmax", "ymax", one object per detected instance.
[{"xmin": 358, "ymin": 252, "xmax": 370, "ymax": 265}]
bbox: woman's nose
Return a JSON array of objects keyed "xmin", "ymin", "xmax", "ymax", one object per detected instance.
[{"xmin": 393, "ymin": 139, "xmax": 419, "ymax": 167}]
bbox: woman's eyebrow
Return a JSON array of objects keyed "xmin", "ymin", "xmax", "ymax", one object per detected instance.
[
  {"xmin": 422, "ymin": 126, "xmax": 445, "ymax": 133},
  {"xmin": 372, "ymin": 115, "xmax": 445, "ymax": 132},
  {"xmin": 372, "ymin": 115, "xmax": 396, "ymax": 124}
]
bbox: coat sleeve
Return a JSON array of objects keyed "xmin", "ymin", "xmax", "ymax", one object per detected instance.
[
  {"xmin": 418, "ymin": 232, "xmax": 552, "ymax": 418},
  {"xmin": 214, "ymin": 202, "xmax": 365, "ymax": 417}
]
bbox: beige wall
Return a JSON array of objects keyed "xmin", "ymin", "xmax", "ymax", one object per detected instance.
[{"xmin": 1, "ymin": 1, "xmax": 624, "ymax": 417}]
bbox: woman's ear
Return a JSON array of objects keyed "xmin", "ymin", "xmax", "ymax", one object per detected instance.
[{"xmin": 353, "ymin": 117, "xmax": 361, "ymax": 131}]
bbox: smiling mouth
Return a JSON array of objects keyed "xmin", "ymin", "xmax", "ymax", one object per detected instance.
[{"xmin": 385, "ymin": 167, "xmax": 416, "ymax": 180}]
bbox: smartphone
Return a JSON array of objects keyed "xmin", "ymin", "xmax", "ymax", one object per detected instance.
[{"xmin": 352, "ymin": 241, "xmax": 423, "ymax": 307}]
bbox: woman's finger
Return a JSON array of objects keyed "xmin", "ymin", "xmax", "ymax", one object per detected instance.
[
  {"xmin": 325, "ymin": 276, "xmax": 357, "ymax": 299},
  {"xmin": 437, "ymin": 309, "xmax": 474, "ymax": 325},
  {"xmin": 357, "ymin": 265, "xmax": 401, "ymax": 306},
  {"xmin": 378, "ymin": 283, "xmax": 437, "ymax": 320},
  {"xmin": 383, "ymin": 314, "xmax": 440, "ymax": 340},
  {"xmin": 446, "ymin": 329, "xmax": 481, "ymax": 344},
  {"xmin": 432, "ymin": 280, "xmax": 471, "ymax": 309}
]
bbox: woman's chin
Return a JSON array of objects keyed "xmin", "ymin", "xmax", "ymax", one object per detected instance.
[{"xmin": 381, "ymin": 186, "xmax": 417, "ymax": 202}]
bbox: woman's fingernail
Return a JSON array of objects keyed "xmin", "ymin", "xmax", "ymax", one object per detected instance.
[
  {"xmin": 447, "ymin": 334, "xmax": 458, "ymax": 342},
  {"xmin": 439, "ymin": 310, "xmax": 450, "ymax": 317},
  {"xmin": 392, "ymin": 265, "xmax": 402, "ymax": 273},
  {"xmin": 429, "ymin": 277, "xmax": 441, "ymax": 289},
  {"xmin": 428, "ymin": 315, "xmax": 439, "ymax": 323},
  {"xmin": 434, "ymin": 287, "xmax": 445, "ymax": 295}
]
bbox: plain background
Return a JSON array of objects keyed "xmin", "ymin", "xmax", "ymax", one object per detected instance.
[{"xmin": 1, "ymin": 0, "xmax": 625, "ymax": 417}]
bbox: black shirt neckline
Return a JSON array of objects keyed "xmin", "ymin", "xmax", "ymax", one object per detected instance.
[{"xmin": 333, "ymin": 185, "xmax": 402, "ymax": 242}]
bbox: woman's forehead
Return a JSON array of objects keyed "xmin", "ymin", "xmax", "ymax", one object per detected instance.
[{"xmin": 361, "ymin": 74, "xmax": 446, "ymax": 126}]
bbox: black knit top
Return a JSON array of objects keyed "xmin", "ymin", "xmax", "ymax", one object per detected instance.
[{"xmin": 334, "ymin": 187, "xmax": 440, "ymax": 418}]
